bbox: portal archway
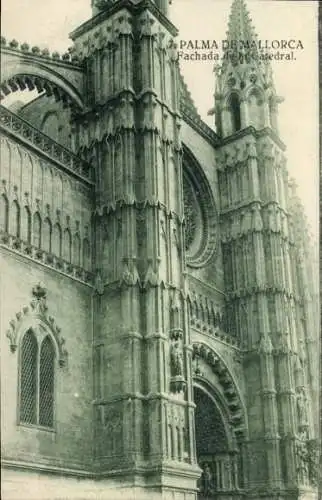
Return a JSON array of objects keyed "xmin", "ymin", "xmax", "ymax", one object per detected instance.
[
  {"xmin": 192, "ymin": 342, "xmax": 247, "ymax": 498},
  {"xmin": 194, "ymin": 383, "xmax": 241, "ymax": 498}
]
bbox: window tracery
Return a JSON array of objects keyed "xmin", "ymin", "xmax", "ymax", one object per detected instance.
[
  {"xmin": 182, "ymin": 147, "xmax": 218, "ymax": 268},
  {"xmin": 20, "ymin": 329, "xmax": 55, "ymax": 428},
  {"xmin": 183, "ymin": 175, "xmax": 198, "ymax": 251},
  {"xmin": 8, "ymin": 285, "xmax": 67, "ymax": 429}
]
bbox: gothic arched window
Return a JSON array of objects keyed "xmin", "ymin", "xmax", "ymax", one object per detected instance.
[
  {"xmin": 39, "ymin": 336, "xmax": 55, "ymax": 427},
  {"xmin": 22, "ymin": 206, "xmax": 31, "ymax": 244},
  {"xmin": 52, "ymin": 223, "xmax": 62, "ymax": 257},
  {"xmin": 10, "ymin": 200, "xmax": 20, "ymax": 238},
  {"xmin": 248, "ymin": 89, "xmax": 265, "ymax": 129},
  {"xmin": 43, "ymin": 218, "xmax": 52, "ymax": 253},
  {"xmin": 228, "ymin": 93, "xmax": 241, "ymax": 133},
  {"xmin": 83, "ymin": 238, "xmax": 91, "ymax": 270},
  {"xmin": 63, "ymin": 228, "xmax": 72, "ymax": 262},
  {"xmin": 33, "ymin": 212, "xmax": 41, "ymax": 249},
  {"xmin": 73, "ymin": 233, "xmax": 81, "ymax": 267},
  {"xmin": 20, "ymin": 330, "xmax": 38, "ymax": 425},
  {"xmin": 0, "ymin": 194, "xmax": 9, "ymax": 233},
  {"xmin": 19, "ymin": 330, "xmax": 56, "ymax": 428}
]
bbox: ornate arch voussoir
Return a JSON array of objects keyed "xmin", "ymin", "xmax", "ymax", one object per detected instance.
[
  {"xmin": 192, "ymin": 341, "xmax": 246, "ymax": 438},
  {"xmin": 6, "ymin": 284, "xmax": 68, "ymax": 367}
]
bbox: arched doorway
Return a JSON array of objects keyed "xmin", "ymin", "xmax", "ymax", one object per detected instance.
[{"xmin": 194, "ymin": 385, "xmax": 241, "ymax": 499}]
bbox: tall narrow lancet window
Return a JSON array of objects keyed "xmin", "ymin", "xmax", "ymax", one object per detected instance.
[
  {"xmin": 248, "ymin": 90, "xmax": 265, "ymax": 129},
  {"xmin": 20, "ymin": 330, "xmax": 38, "ymax": 425},
  {"xmin": 10, "ymin": 200, "xmax": 20, "ymax": 238},
  {"xmin": 22, "ymin": 206, "xmax": 32, "ymax": 244},
  {"xmin": 43, "ymin": 218, "xmax": 52, "ymax": 253},
  {"xmin": 0, "ymin": 194, "xmax": 9, "ymax": 233},
  {"xmin": 229, "ymin": 93, "xmax": 241, "ymax": 133},
  {"xmin": 19, "ymin": 330, "xmax": 56, "ymax": 428},
  {"xmin": 63, "ymin": 228, "xmax": 72, "ymax": 262},
  {"xmin": 39, "ymin": 336, "xmax": 55, "ymax": 427},
  {"xmin": 83, "ymin": 238, "xmax": 91, "ymax": 270},
  {"xmin": 52, "ymin": 223, "xmax": 62, "ymax": 257},
  {"xmin": 269, "ymin": 96, "xmax": 278, "ymax": 131},
  {"xmin": 33, "ymin": 213, "xmax": 41, "ymax": 249},
  {"xmin": 73, "ymin": 233, "xmax": 81, "ymax": 267}
]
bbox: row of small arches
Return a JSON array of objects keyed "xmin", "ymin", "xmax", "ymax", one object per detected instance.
[{"xmin": 1, "ymin": 195, "xmax": 91, "ymax": 270}]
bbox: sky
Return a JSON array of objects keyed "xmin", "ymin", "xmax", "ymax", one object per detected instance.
[{"xmin": 1, "ymin": 0, "xmax": 319, "ymax": 235}]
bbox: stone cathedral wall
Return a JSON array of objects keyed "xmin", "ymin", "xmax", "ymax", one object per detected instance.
[
  {"xmin": 0, "ymin": 128, "xmax": 95, "ymax": 472},
  {"xmin": 19, "ymin": 97, "xmax": 73, "ymax": 151},
  {"xmin": 0, "ymin": 134, "xmax": 93, "ymax": 270}
]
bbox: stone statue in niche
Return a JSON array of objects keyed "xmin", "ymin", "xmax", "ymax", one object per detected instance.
[
  {"xmin": 170, "ymin": 341, "xmax": 183, "ymax": 377},
  {"xmin": 296, "ymin": 387, "xmax": 308, "ymax": 429},
  {"xmin": 201, "ymin": 463, "xmax": 213, "ymax": 496}
]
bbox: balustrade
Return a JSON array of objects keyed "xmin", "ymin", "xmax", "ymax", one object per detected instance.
[
  {"xmin": 0, "ymin": 105, "xmax": 94, "ymax": 183},
  {"xmin": 0, "ymin": 230, "xmax": 94, "ymax": 285}
]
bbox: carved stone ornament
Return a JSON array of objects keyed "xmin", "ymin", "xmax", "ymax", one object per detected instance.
[
  {"xmin": 170, "ymin": 341, "xmax": 184, "ymax": 377},
  {"xmin": 307, "ymin": 439, "xmax": 319, "ymax": 486},
  {"xmin": 6, "ymin": 284, "xmax": 67, "ymax": 366},
  {"xmin": 183, "ymin": 148, "xmax": 218, "ymax": 268},
  {"xmin": 296, "ymin": 387, "xmax": 308, "ymax": 430},
  {"xmin": 192, "ymin": 342, "xmax": 245, "ymax": 436},
  {"xmin": 258, "ymin": 333, "xmax": 273, "ymax": 356},
  {"xmin": 170, "ymin": 341, "xmax": 186, "ymax": 393},
  {"xmin": 296, "ymin": 436, "xmax": 309, "ymax": 484}
]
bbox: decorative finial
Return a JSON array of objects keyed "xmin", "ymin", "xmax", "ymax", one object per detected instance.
[{"xmin": 32, "ymin": 283, "xmax": 47, "ymax": 300}]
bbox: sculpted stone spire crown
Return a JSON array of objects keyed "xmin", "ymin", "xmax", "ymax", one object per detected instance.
[
  {"xmin": 217, "ymin": 0, "xmax": 274, "ymax": 90},
  {"xmin": 213, "ymin": 0, "xmax": 283, "ymax": 136}
]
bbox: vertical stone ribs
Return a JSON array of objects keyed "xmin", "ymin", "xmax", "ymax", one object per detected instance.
[
  {"xmin": 218, "ymin": 133, "xmax": 318, "ymax": 490},
  {"xmin": 71, "ymin": 3, "xmax": 200, "ymax": 487}
]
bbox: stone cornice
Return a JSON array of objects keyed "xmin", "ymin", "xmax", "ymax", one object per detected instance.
[
  {"xmin": 181, "ymin": 108, "xmax": 219, "ymax": 146},
  {"xmin": 93, "ymin": 392, "xmax": 195, "ymax": 407},
  {"xmin": 1, "ymin": 458, "xmax": 92, "ymax": 478},
  {"xmin": 96, "ymin": 276, "xmax": 186, "ymax": 294},
  {"xmin": 0, "ymin": 106, "xmax": 94, "ymax": 186},
  {"xmin": 70, "ymin": 0, "xmax": 178, "ymax": 41},
  {"xmin": 0, "ymin": 44, "xmax": 83, "ymax": 69},
  {"xmin": 191, "ymin": 325, "xmax": 241, "ymax": 351},
  {"xmin": 216, "ymin": 125, "xmax": 286, "ymax": 151},
  {"xmin": 224, "ymin": 286, "xmax": 301, "ymax": 304},
  {"xmin": 187, "ymin": 273, "xmax": 226, "ymax": 297},
  {"xmin": 94, "ymin": 199, "xmax": 184, "ymax": 221},
  {"xmin": 0, "ymin": 236, "xmax": 94, "ymax": 288},
  {"xmin": 220, "ymin": 199, "xmax": 289, "ymax": 217}
]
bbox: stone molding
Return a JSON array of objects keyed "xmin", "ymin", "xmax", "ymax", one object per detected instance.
[
  {"xmin": 192, "ymin": 342, "xmax": 245, "ymax": 438},
  {"xmin": 5, "ymin": 284, "xmax": 68, "ymax": 367},
  {"xmin": 0, "ymin": 105, "xmax": 94, "ymax": 185},
  {"xmin": 0, "ymin": 235, "xmax": 94, "ymax": 287}
]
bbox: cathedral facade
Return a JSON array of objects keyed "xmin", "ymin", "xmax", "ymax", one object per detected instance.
[{"xmin": 0, "ymin": 0, "xmax": 319, "ymax": 499}]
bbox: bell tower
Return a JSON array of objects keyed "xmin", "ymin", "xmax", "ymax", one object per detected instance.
[
  {"xmin": 214, "ymin": 0, "xmax": 319, "ymax": 497},
  {"xmin": 69, "ymin": 0, "xmax": 200, "ymax": 497},
  {"xmin": 214, "ymin": 0, "xmax": 284, "ymax": 138}
]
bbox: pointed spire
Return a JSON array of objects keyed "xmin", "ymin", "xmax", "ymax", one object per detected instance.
[
  {"xmin": 213, "ymin": 0, "xmax": 283, "ymax": 137},
  {"xmin": 218, "ymin": 0, "xmax": 273, "ymax": 86},
  {"xmin": 225, "ymin": 0, "xmax": 258, "ymax": 56}
]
